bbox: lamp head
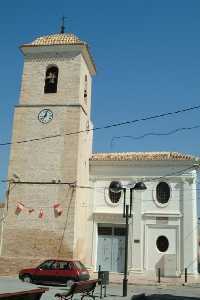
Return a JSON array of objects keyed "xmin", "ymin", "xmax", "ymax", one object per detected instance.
[
  {"xmin": 133, "ymin": 182, "xmax": 147, "ymax": 190},
  {"xmin": 109, "ymin": 181, "xmax": 123, "ymax": 193}
]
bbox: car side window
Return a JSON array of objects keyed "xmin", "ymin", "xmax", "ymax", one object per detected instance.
[
  {"xmin": 68, "ymin": 262, "xmax": 74, "ymax": 270},
  {"xmin": 39, "ymin": 260, "xmax": 54, "ymax": 270},
  {"xmin": 58, "ymin": 261, "xmax": 69, "ymax": 270},
  {"xmin": 51, "ymin": 262, "xmax": 57, "ymax": 269}
]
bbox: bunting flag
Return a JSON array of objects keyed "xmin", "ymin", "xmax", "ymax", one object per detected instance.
[
  {"xmin": 15, "ymin": 202, "xmax": 24, "ymax": 215},
  {"xmin": 39, "ymin": 208, "xmax": 45, "ymax": 219},
  {"xmin": 53, "ymin": 203, "xmax": 63, "ymax": 216},
  {"xmin": 13, "ymin": 202, "xmax": 63, "ymax": 219}
]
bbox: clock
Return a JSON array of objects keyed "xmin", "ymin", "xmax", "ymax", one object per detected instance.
[{"xmin": 38, "ymin": 109, "xmax": 53, "ymax": 124}]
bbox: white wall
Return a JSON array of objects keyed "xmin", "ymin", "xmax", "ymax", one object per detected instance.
[{"xmin": 89, "ymin": 160, "xmax": 198, "ymax": 275}]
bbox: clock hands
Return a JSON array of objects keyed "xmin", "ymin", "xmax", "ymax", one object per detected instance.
[
  {"xmin": 41, "ymin": 110, "xmax": 48, "ymax": 121},
  {"xmin": 43, "ymin": 110, "xmax": 48, "ymax": 118},
  {"xmin": 38, "ymin": 109, "xmax": 53, "ymax": 123}
]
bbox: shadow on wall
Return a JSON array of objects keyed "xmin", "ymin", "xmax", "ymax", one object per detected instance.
[
  {"xmin": 155, "ymin": 254, "xmax": 179, "ymax": 277},
  {"xmin": 155, "ymin": 256, "xmax": 164, "ymax": 276}
]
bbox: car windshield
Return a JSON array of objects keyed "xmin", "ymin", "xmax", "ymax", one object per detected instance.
[{"xmin": 74, "ymin": 261, "xmax": 87, "ymax": 270}]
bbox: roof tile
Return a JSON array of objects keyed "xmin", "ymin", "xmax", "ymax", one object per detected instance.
[
  {"xmin": 24, "ymin": 33, "xmax": 86, "ymax": 46},
  {"xmin": 90, "ymin": 152, "xmax": 197, "ymax": 161}
]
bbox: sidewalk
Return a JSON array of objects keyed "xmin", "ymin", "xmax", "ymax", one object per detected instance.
[
  {"xmin": 91, "ymin": 272, "xmax": 200, "ymax": 286},
  {"xmin": 1, "ymin": 277, "xmax": 200, "ymax": 300}
]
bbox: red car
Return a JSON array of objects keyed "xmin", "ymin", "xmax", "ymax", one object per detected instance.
[{"xmin": 19, "ymin": 259, "xmax": 90, "ymax": 286}]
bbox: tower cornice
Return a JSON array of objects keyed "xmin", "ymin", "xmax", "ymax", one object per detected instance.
[{"xmin": 20, "ymin": 34, "xmax": 96, "ymax": 76}]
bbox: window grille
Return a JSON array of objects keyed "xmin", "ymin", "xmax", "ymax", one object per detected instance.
[{"xmin": 156, "ymin": 182, "xmax": 170, "ymax": 204}]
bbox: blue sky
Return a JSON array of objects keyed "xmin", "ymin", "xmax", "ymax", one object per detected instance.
[{"xmin": 1, "ymin": 0, "xmax": 200, "ymax": 208}]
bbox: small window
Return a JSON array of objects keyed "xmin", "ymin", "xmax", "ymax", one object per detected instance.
[
  {"xmin": 108, "ymin": 181, "xmax": 121, "ymax": 203},
  {"xmin": 156, "ymin": 236, "xmax": 169, "ymax": 252},
  {"xmin": 98, "ymin": 227, "xmax": 112, "ymax": 235},
  {"xmin": 44, "ymin": 66, "xmax": 58, "ymax": 93},
  {"xmin": 114, "ymin": 227, "xmax": 125, "ymax": 236},
  {"xmin": 156, "ymin": 182, "xmax": 170, "ymax": 204}
]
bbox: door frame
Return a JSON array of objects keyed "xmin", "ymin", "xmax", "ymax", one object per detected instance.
[
  {"xmin": 144, "ymin": 224, "xmax": 180, "ymax": 274},
  {"xmin": 96, "ymin": 223, "xmax": 126, "ymax": 272}
]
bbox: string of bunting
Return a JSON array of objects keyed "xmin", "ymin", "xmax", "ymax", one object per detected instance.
[{"xmin": 15, "ymin": 202, "xmax": 63, "ymax": 219}]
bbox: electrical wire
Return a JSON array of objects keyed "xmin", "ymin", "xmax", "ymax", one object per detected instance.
[
  {"xmin": 1, "ymin": 103, "xmax": 200, "ymax": 146},
  {"xmin": 57, "ymin": 185, "xmax": 75, "ymax": 258},
  {"xmin": 0, "ymin": 164, "xmax": 197, "ymax": 191},
  {"xmin": 110, "ymin": 124, "xmax": 200, "ymax": 150},
  {"xmin": 0, "ymin": 164, "xmax": 198, "ymax": 226},
  {"xmin": 0, "ymin": 180, "xmax": 76, "ymax": 185}
]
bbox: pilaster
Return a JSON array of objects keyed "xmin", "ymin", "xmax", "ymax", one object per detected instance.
[{"xmin": 130, "ymin": 190, "xmax": 143, "ymax": 273}]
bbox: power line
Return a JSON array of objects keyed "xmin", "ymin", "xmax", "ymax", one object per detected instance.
[
  {"xmin": 1, "ymin": 180, "xmax": 76, "ymax": 185},
  {"xmin": 88, "ymin": 165, "xmax": 199, "ymax": 193},
  {"xmin": 0, "ymin": 164, "xmax": 198, "ymax": 190},
  {"xmin": 1, "ymin": 103, "xmax": 200, "ymax": 146},
  {"xmin": 57, "ymin": 185, "xmax": 75, "ymax": 258},
  {"xmin": 110, "ymin": 124, "xmax": 200, "ymax": 150},
  {"xmin": 0, "ymin": 165, "xmax": 198, "ymax": 226},
  {"xmin": 95, "ymin": 187, "xmax": 200, "ymax": 192},
  {"xmin": 1, "ymin": 184, "xmax": 200, "ymax": 194},
  {"xmin": 93, "ymin": 165, "xmax": 199, "ymax": 189},
  {"xmin": 0, "ymin": 198, "xmax": 199, "ymax": 205},
  {"xmin": 143, "ymin": 165, "xmax": 198, "ymax": 182}
]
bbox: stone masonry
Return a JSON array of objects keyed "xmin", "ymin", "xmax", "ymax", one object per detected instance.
[{"xmin": 0, "ymin": 33, "xmax": 96, "ymax": 274}]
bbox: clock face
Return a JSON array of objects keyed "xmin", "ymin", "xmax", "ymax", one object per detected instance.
[{"xmin": 38, "ymin": 109, "xmax": 53, "ymax": 124}]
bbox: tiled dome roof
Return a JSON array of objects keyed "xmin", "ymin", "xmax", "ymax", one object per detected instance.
[{"xmin": 27, "ymin": 33, "xmax": 86, "ymax": 46}]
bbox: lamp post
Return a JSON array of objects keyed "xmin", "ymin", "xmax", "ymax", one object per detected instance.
[{"xmin": 110, "ymin": 180, "xmax": 147, "ymax": 297}]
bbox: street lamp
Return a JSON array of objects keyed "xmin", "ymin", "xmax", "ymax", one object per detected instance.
[{"xmin": 110, "ymin": 180, "xmax": 147, "ymax": 297}]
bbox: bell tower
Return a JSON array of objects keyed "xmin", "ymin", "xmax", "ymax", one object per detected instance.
[{"xmin": 0, "ymin": 32, "xmax": 96, "ymax": 272}]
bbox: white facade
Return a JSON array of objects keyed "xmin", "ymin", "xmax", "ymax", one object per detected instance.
[{"xmin": 89, "ymin": 156, "xmax": 198, "ymax": 276}]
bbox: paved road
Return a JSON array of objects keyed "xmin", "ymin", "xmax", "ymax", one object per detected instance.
[{"xmin": 0, "ymin": 277, "xmax": 200, "ymax": 300}]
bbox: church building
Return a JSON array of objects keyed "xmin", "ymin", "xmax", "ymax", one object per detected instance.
[{"xmin": 0, "ymin": 31, "xmax": 199, "ymax": 277}]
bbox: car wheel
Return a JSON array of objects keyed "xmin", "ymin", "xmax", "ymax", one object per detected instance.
[
  {"xmin": 22, "ymin": 274, "xmax": 32, "ymax": 283},
  {"xmin": 66, "ymin": 279, "xmax": 75, "ymax": 288}
]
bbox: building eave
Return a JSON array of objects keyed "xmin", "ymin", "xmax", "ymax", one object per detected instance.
[{"xmin": 20, "ymin": 44, "xmax": 96, "ymax": 76}]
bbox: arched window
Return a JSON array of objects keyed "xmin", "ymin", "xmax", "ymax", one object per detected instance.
[
  {"xmin": 44, "ymin": 66, "xmax": 59, "ymax": 94},
  {"xmin": 156, "ymin": 182, "xmax": 170, "ymax": 204}
]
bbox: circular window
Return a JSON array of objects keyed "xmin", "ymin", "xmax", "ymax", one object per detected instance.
[
  {"xmin": 156, "ymin": 236, "xmax": 169, "ymax": 252},
  {"xmin": 108, "ymin": 181, "xmax": 122, "ymax": 203},
  {"xmin": 156, "ymin": 182, "xmax": 170, "ymax": 204}
]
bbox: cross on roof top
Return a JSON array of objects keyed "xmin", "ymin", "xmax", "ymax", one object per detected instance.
[{"xmin": 60, "ymin": 16, "xmax": 66, "ymax": 34}]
